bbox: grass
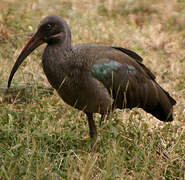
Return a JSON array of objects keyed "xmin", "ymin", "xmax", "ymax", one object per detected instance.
[{"xmin": 0, "ymin": 0, "xmax": 185, "ymax": 179}]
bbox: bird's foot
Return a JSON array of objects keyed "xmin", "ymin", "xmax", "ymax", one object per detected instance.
[{"xmin": 90, "ymin": 135, "xmax": 99, "ymax": 151}]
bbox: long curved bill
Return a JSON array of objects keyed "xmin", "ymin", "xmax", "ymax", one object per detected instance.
[{"xmin": 7, "ymin": 32, "xmax": 44, "ymax": 88}]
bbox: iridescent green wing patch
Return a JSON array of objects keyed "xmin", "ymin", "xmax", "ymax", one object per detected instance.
[
  {"xmin": 92, "ymin": 61, "xmax": 121, "ymax": 83},
  {"xmin": 92, "ymin": 60, "xmax": 135, "ymax": 90}
]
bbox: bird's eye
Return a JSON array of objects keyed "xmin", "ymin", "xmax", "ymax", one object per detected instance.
[{"xmin": 46, "ymin": 23, "xmax": 52, "ymax": 30}]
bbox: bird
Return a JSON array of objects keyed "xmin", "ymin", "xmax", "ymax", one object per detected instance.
[{"xmin": 8, "ymin": 15, "xmax": 176, "ymax": 138}]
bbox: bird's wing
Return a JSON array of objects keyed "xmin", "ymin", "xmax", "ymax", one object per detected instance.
[
  {"xmin": 72, "ymin": 44, "xmax": 175, "ymax": 120},
  {"xmin": 91, "ymin": 60, "xmax": 131, "ymax": 92},
  {"xmin": 91, "ymin": 58, "xmax": 176, "ymax": 121},
  {"xmin": 91, "ymin": 59, "xmax": 150, "ymax": 108},
  {"xmin": 73, "ymin": 44, "xmax": 155, "ymax": 80},
  {"xmin": 112, "ymin": 46, "xmax": 156, "ymax": 80},
  {"xmin": 112, "ymin": 47, "xmax": 143, "ymax": 62}
]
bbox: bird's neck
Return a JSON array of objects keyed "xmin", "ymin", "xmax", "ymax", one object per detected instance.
[
  {"xmin": 47, "ymin": 33, "xmax": 72, "ymax": 50},
  {"xmin": 42, "ymin": 39, "xmax": 74, "ymax": 86},
  {"xmin": 61, "ymin": 36, "xmax": 71, "ymax": 51}
]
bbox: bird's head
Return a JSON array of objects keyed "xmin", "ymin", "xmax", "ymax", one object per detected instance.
[
  {"xmin": 7, "ymin": 15, "xmax": 71, "ymax": 88},
  {"xmin": 38, "ymin": 15, "xmax": 71, "ymax": 44}
]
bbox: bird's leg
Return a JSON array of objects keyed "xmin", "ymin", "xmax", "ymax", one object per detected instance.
[{"xmin": 86, "ymin": 113, "xmax": 97, "ymax": 138}]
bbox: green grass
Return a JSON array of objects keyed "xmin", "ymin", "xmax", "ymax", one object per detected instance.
[{"xmin": 0, "ymin": 0, "xmax": 185, "ymax": 179}]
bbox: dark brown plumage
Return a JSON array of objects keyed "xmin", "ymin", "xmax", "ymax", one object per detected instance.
[{"xmin": 8, "ymin": 15, "xmax": 176, "ymax": 138}]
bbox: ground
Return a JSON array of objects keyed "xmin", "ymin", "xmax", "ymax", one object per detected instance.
[{"xmin": 0, "ymin": 0, "xmax": 185, "ymax": 179}]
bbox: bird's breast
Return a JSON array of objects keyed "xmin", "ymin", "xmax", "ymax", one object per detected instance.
[{"xmin": 42, "ymin": 46, "xmax": 112, "ymax": 113}]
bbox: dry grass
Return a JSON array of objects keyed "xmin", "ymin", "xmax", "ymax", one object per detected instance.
[{"xmin": 0, "ymin": 0, "xmax": 185, "ymax": 179}]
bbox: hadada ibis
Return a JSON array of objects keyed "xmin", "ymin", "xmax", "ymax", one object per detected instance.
[{"xmin": 8, "ymin": 15, "xmax": 176, "ymax": 138}]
